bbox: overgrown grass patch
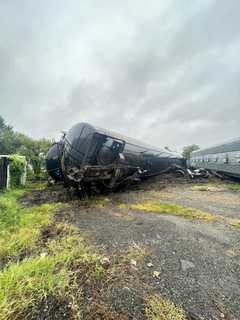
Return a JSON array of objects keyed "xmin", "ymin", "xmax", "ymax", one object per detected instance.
[
  {"xmin": 0, "ymin": 185, "xmax": 107, "ymax": 319},
  {"xmin": 125, "ymin": 245, "xmax": 148, "ymax": 262},
  {"xmin": 0, "ymin": 234, "xmax": 103, "ymax": 320},
  {"xmin": 25, "ymin": 180, "xmax": 48, "ymax": 190},
  {"xmin": 227, "ymin": 183, "xmax": 240, "ymax": 192},
  {"xmin": 75, "ymin": 196, "xmax": 111, "ymax": 209},
  {"xmin": 145, "ymin": 295, "xmax": 186, "ymax": 320},
  {"xmin": 131, "ymin": 202, "xmax": 216, "ymax": 222},
  {"xmin": 228, "ymin": 219, "xmax": 240, "ymax": 229},
  {"xmin": 191, "ymin": 184, "xmax": 224, "ymax": 192},
  {"xmin": 0, "ymin": 189, "xmax": 25, "ymax": 232},
  {"xmin": 117, "ymin": 203, "xmax": 128, "ymax": 210},
  {"xmin": 0, "ymin": 188, "xmax": 62, "ymax": 262}
]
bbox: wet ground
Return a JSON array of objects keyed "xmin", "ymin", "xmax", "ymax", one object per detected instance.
[{"xmin": 21, "ymin": 176, "xmax": 240, "ymax": 319}]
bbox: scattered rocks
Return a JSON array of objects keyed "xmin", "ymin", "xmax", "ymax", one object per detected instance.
[
  {"xmin": 130, "ymin": 259, "xmax": 137, "ymax": 266},
  {"xmin": 180, "ymin": 259, "xmax": 195, "ymax": 272},
  {"xmin": 153, "ymin": 271, "xmax": 160, "ymax": 278},
  {"xmin": 100, "ymin": 257, "xmax": 111, "ymax": 268},
  {"xmin": 146, "ymin": 262, "xmax": 154, "ymax": 268}
]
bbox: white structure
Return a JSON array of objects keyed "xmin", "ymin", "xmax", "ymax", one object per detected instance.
[{"xmin": 0, "ymin": 155, "xmax": 27, "ymax": 189}]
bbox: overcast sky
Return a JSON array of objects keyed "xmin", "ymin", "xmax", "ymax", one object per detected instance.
[{"xmin": 0, "ymin": 0, "xmax": 239, "ymax": 150}]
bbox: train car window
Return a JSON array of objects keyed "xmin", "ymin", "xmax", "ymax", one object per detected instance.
[
  {"xmin": 225, "ymin": 154, "xmax": 229, "ymax": 164},
  {"xmin": 124, "ymin": 144, "xmax": 147, "ymax": 154},
  {"xmin": 236, "ymin": 154, "xmax": 240, "ymax": 163}
]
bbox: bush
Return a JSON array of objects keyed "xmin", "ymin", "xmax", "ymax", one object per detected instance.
[{"xmin": 9, "ymin": 155, "xmax": 27, "ymax": 187}]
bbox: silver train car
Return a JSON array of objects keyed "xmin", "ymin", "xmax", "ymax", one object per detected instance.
[{"xmin": 189, "ymin": 138, "xmax": 240, "ymax": 179}]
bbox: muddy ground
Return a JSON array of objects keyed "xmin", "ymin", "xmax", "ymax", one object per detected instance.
[{"xmin": 21, "ymin": 175, "xmax": 240, "ymax": 320}]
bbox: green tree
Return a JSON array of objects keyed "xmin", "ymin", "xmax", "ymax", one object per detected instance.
[
  {"xmin": 16, "ymin": 134, "xmax": 52, "ymax": 179},
  {"xmin": 0, "ymin": 116, "xmax": 19, "ymax": 154},
  {"xmin": 182, "ymin": 144, "xmax": 200, "ymax": 159},
  {"xmin": 0, "ymin": 115, "xmax": 52, "ymax": 179}
]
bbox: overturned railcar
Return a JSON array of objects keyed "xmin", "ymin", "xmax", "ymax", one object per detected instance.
[
  {"xmin": 45, "ymin": 143, "xmax": 63, "ymax": 182},
  {"xmin": 46, "ymin": 122, "xmax": 185, "ymax": 188},
  {"xmin": 189, "ymin": 138, "xmax": 240, "ymax": 179}
]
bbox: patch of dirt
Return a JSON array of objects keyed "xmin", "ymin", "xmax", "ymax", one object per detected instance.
[
  {"xmin": 19, "ymin": 183, "xmax": 75, "ymax": 207},
  {"xmin": 28, "ymin": 295, "xmax": 72, "ymax": 320}
]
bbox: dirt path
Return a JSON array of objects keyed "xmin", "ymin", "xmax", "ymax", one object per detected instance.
[{"xmin": 21, "ymin": 177, "xmax": 240, "ymax": 319}]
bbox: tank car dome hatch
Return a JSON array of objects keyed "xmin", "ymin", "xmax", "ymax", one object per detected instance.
[{"xmin": 45, "ymin": 143, "xmax": 63, "ymax": 182}]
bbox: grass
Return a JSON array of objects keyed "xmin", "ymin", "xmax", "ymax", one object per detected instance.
[
  {"xmin": 191, "ymin": 183, "xmax": 240, "ymax": 193},
  {"xmin": 0, "ymin": 189, "xmax": 25, "ymax": 232},
  {"xmin": 126, "ymin": 245, "xmax": 148, "ymax": 262},
  {"xmin": 228, "ymin": 219, "xmax": 240, "ymax": 229},
  {"xmin": 0, "ymin": 185, "xmax": 192, "ymax": 319},
  {"xmin": 227, "ymin": 184, "xmax": 240, "ymax": 192},
  {"xmin": 78, "ymin": 196, "xmax": 111, "ymax": 208},
  {"xmin": 25, "ymin": 180, "xmax": 48, "ymax": 190},
  {"xmin": 0, "ymin": 235, "xmax": 102, "ymax": 320},
  {"xmin": 0, "ymin": 186, "xmax": 104, "ymax": 320},
  {"xmin": 0, "ymin": 189, "xmax": 61, "ymax": 261},
  {"xmin": 131, "ymin": 202, "xmax": 216, "ymax": 222},
  {"xmin": 118, "ymin": 203, "xmax": 128, "ymax": 210},
  {"xmin": 145, "ymin": 295, "xmax": 186, "ymax": 320},
  {"xmin": 191, "ymin": 184, "xmax": 223, "ymax": 192}
]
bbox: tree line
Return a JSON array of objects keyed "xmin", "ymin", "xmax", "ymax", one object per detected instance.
[{"xmin": 0, "ymin": 115, "xmax": 52, "ymax": 179}]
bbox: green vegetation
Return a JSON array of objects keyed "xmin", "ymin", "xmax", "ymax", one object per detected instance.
[
  {"xmin": 125, "ymin": 245, "xmax": 147, "ymax": 262},
  {"xmin": 118, "ymin": 203, "xmax": 128, "ymax": 210},
  {"xmin": 131, "ymin": 202, "xmax": 216, "ymax": 222},
  {"xmin": 191, "ymin": 182, "xmax": 240, "ymax": 193},
  {"xmin": 191, "ymin": 184, "xmax": 224, "ymax": 192},
  {"xmin": 228, "ymin": 219, "xmax": 240, "ymax": 229},
  {"xmin": 8, "ymin": 155, "xmax": 27, "ymax": 187},
  {"xmin": 227, "ymin": 184, "xmax": 240, "ymax": 192},
  {"xmin": 0, "ymin": 185, "xmax": 103, "ymax": 319},
  {"xmin": 182, "ymin": 144, "xmax": 200, "ymax": 159},
  {"xmin": 0, "ymin": 235, "xmax": 102, "ymax": 320},
  {"xmin": 0, "ymin": 189, "xmax": 60, "ymax": 261},
  {"xmin": 145, "ymin": 295, "xmax": 186, "ymax": 320},
  {"xmin": 0, "ymin": 115, "xmax": 52, "ymax": 180},
  {"xmin": 80, "ymin": 196, "xmax": 111, "ymax": 208}
]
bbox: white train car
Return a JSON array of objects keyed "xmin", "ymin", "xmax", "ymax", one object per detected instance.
[{"xmin": 189, "ymin": 138, "xmax": 240, "ymax": 179}]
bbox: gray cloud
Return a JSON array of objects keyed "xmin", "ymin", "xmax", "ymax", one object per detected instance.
[{"xmin": 0, "ymin": 0, "xmax": 239, "ymax": 150}]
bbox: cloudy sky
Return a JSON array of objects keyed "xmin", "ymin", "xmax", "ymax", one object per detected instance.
[{"xmin": 0, "ymin": 0, "xmax": 239, "ymax": 150}]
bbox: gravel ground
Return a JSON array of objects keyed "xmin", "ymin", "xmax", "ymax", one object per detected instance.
[{"xmin": 21, "ymin": 176, "xmax": 240, "ymax": 319}]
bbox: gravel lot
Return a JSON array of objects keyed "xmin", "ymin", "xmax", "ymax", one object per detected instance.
[{"xmin": 21, "ymin": 176, "xmax": 240, "ymax": 319}]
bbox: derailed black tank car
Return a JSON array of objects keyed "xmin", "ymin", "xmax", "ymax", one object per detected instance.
[
  {"xmin": 46, "ymin": 122, "xmax": 185, "ymax": 188},
  {"xmin": 189, "ymin": 138, "xmax": 240, "ymax": 179},
  {"xmin": 45, "ymin": 143, "xmax": 63, "ymax": 182}
]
